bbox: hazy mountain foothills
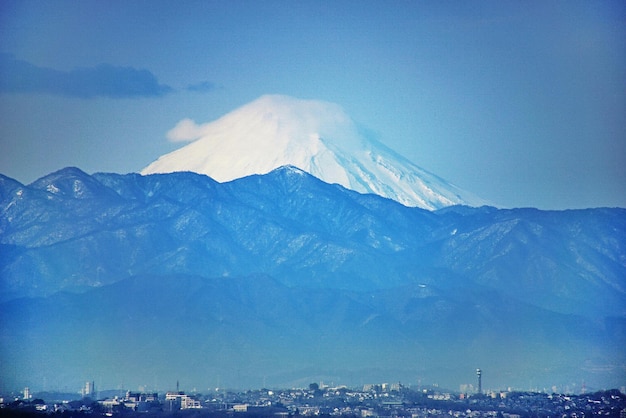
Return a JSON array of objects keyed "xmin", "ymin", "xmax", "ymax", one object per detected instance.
[
  {"xmin": 2, "ymin": 273, "xmax": 623, "ymax": 392},
  {"xmin": 1, "ymin": 166, "xmax": 625, "ymax": 391}
]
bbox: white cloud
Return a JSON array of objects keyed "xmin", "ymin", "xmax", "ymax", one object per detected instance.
[{"xmin": 166, "ymin": 118, "xmax": 208, "ymax": 142}]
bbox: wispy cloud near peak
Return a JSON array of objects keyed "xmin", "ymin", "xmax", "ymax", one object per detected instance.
[
  {"xmin": 166, "ymin": 118, "xmax": 208, "ymax": 142},
  {"xmin": 0, "ymin": 54, "xmax": 172, "ymax": 99}
]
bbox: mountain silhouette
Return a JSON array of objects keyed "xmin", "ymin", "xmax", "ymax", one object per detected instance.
[{"xmin": 0, "ymin": 167, "xmax": 624, "ymax": 391}]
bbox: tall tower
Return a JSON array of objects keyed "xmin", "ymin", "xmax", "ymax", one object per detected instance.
[
  {"xmin": 83, "ymin": 381, "xmax": 95, "ymax": 397},
  {"xmin": 476, "ymin": 369, "xmax": 482, "ymax": 394}
]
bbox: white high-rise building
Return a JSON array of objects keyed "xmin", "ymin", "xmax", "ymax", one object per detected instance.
[{"xmin": 83, "ymin": 381, "xmax": 95, "ymax": 397}]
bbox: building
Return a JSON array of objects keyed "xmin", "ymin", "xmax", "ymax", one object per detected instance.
[
  {"xmin": 125, "ymin": 392, "xmax": 158, "ymax": 402},
  {"xmin": 82, "ymin": 381, "xmax": 95, "ymax": 397},
  {"xmin": 165, "ymin": 391, "xmax": 201, "ymax": 410},
  {"xmin": 181, "ymin": 396, "xmax": 201, "ymax": 409}
]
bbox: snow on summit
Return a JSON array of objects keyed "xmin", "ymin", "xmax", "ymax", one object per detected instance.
[{"xmin": 142, "ymin": 95, "xmax": 484, "ymax": 210}]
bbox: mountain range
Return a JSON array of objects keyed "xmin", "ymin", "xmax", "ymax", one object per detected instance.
[
  {"xmin": 142, "ymin": 95, "xmax": 485, "ymax": 210},
  {"xmin": 1, "ymin": 166, "xmax": 624, "ymax": 392}
]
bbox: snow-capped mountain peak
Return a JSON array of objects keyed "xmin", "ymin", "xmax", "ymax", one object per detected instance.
[{"xmin": 141, "ymin": 94, "xmax": 484, "ymax": 210}]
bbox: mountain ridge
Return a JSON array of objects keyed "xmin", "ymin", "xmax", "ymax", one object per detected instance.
[
  {"xmin": 2, "ymin": 166, "xmax": 623, "ymax": 311},
  {"xmin": 1, "ymin": 166, "xmax": 625, "ymax": 391}
]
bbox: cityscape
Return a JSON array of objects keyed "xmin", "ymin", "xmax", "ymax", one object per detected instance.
[{"xmin": 3, "ymin": 372, "xmax": 626, "ymax": 418}]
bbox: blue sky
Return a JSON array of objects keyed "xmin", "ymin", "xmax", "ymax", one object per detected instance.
[{"xmin": 1, "ymin": 0, "xmax": 624, "ymax": 209}]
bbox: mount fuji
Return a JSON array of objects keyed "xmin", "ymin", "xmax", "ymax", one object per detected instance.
[{"xmin": 142, "ymin": 95, "xmax": 485, "ymax": 210}]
